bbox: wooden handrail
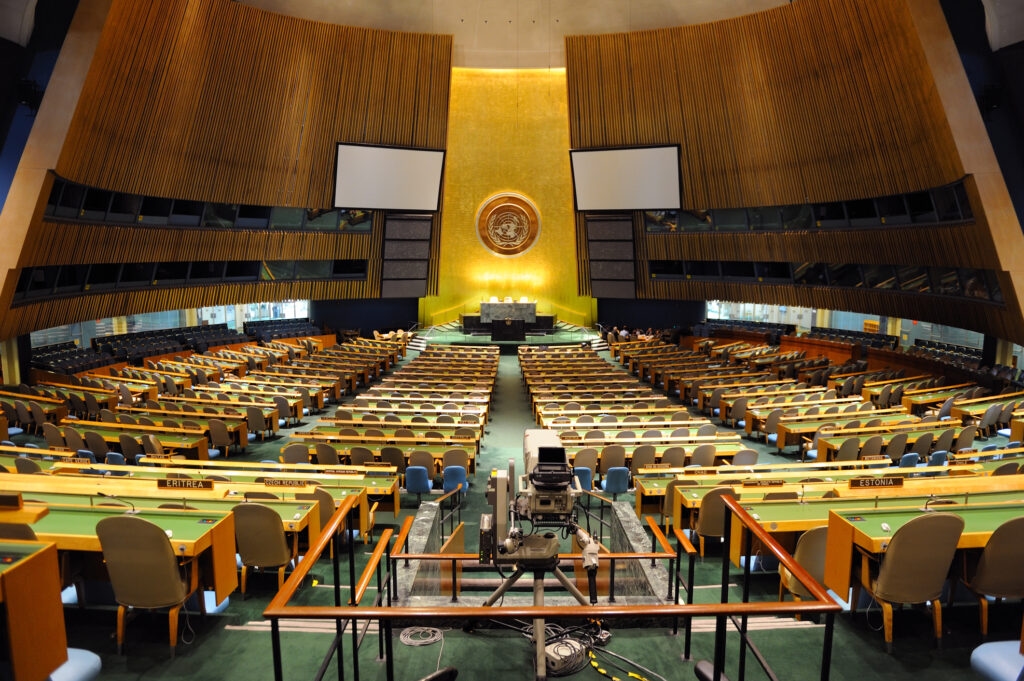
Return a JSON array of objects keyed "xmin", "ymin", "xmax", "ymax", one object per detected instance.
[
  {"xmin": 645, "ymin": 515, "xmax": 675, "ymax": 555},
  {"xmin": 391, "ymin": 515, "xmax": 414, "ymax": 556},
  {"xmin": 353, "ymin": 528, "xmax": 393, "ymax": 604},
  {"xmin": 266, "ymin": 493, "xmax": 359, "ymax": 612},
  {"xmin": 434, "ymin": 482, "xmax": 464, "ymax": 506},
  {"xmin": 722, "ymin": 495, "xmax": 835, "ymax": 607},
  {"xmin": 672, "ymin": 526, "xmax": 697, "ymax": 556}
]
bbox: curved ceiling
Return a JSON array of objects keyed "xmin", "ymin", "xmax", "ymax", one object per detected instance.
[
  {"xmin": 241, "ymin": 0, "xmax": 787, "ymax": 68},
  {"xmin": 241, "ymin": 0, "xmax": 1024, "ymax": 68}
]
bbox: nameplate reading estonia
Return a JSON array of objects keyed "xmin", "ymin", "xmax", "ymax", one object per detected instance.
[
  {"xmin": 848, "ymin": 477, "xmax": 904, "ymax": 488},
  {"xmin": 158, "ymin": 479, "xmax": 214, "ymax": 490},
  {"xmin": 263, "ymin": 479, "xmax": 307, "ymax": 487}
]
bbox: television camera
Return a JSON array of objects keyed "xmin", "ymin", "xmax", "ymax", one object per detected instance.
[{"xmin": 480, "ymin": 429, "xmax": 598, "ymax": 577}]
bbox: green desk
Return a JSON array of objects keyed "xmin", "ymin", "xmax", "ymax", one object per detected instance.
[
  {"xmin": 817, "ymin": 427, "xmax": 962, "ymax": 461},
  {"xmin": 31, "ymin": 504, "xmax": 237, "ymax": 603},
  {"xmin": 824, "ymin": 503, "xmax": 1024, "ymax": 596},
  {"xmin": 729, "ymin": 489, "xmax": 1024, "ymax": 567},
  {"xmin": 59, "ymin": 422, "xmax": 211, "ymax": 460}
]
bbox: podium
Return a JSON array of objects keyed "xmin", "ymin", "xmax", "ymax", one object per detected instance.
[{"xmin": 491, "ymin": 319, "xmax": 525, "ymax": 341}]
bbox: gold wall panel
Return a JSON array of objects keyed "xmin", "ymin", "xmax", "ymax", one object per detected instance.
[{"xmin": 423, "ymin": 68, "xmax": 592, "ymax": 327}]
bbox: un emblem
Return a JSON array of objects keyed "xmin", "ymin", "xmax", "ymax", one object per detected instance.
[{"xmin": 476, "ymin": 192, "xmax": 541, "ymax": 257}]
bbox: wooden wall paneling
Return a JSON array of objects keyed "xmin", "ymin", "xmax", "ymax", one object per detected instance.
[
  {"xmin": 637, "ymin": 224, "xmax": 991, "ymax": 272},
  {"xmin": 55, "ymin": 0, "xmax": 452, "ymax": 208}
]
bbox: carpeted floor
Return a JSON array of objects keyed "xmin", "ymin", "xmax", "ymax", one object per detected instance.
[{"xmin": 38, "ymin": 347, "xmax": 1016, "ymax": 681}]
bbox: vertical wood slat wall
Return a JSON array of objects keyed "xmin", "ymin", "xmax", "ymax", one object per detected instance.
[
  {"xmin": 564, "ymin": 0, "xmax": 1024, "ymax": 340},
  {"xmin": 565, "ymin": 0, "xmax": 962, "ymax": 210},
  {"xmin": 55, "ymin": 0, "xmax": 452, "ymax": 207},
  {"xmin": 3, "ymin": 0, "xmax": 452, "ymax": 337}
]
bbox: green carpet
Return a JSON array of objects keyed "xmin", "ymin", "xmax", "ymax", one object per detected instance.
[{"xmin": 39, "ymin": 349, "xmax": 1012, "ymax": 681}]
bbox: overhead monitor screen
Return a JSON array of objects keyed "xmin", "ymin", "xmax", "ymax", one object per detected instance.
[
  {"xmin": 334, "ymin": 143, "xmax": 445, "ymax": 212},
  {"xmin": 570, "ymin": 145, "xmax": 682, "ymax": 211}
]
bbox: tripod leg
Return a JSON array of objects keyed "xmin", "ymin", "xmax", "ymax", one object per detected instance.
[
  {"xmin": 534, "ymin": 573, "xmax": 546, "ymax": 681},
  {"xmin": 551, "ymin": 567, "xmax": 590, "ymax": 606},
  {"xmin": 482, "ymin": 566, "xmax": 526, "ymax": 607}
]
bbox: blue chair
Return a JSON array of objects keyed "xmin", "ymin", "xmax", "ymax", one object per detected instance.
[
  {"xmin": 405, "ymin": 466, "xmax": 432, "ymax": 505},
  {"xmin": 970, "ymin": 640, "xmax": 1024, "ymax": 681},
  {"xmin": 927, "ymin": 450, "xmax": 948, "ymax": 467},
  {"xmin": 573, "ymin": 466, "xmax": 593, "ymax": 492},
  {"xmin": 48, "ymin": 648, "xmax": 102, "ymax": 681},
  {"xmin": 574, "ymin": 467, "xmax": 593, "ymax": 508},
  {"xmin": 898, "ymin": 453, "xmax": 919, "ymax": 469},
  {"xmin": 443, "ymin": 465, "xmax": 468, "ymax": 497},
  {"xmin": 104, "ymin": 452, "xmax": 125, "ymax": 466},
  {"xmin": 75, "ymin": 450, "xmax": 97, "ymax": 463},
  {"xmin": 600, "ymin": 466, "xmax": 629, "ymax": 500}
]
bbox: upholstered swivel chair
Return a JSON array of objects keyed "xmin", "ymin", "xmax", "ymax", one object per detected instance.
[
  {"xmin": 957, "ymin": 515, "xmax": 1024, "ymax": 637},
  {"xmin": 851, "ymin": 512, "xmax": 964, "ymax": 652},
  {"xmin": 96, "ymin": 515, "xmax": 198, "ymax": 657},
  {"xmin": 232, "ymin": 502, "xmax": 295, "ymax": 595},
  {"xmin": 281, "ymin": 443, "xmax": 311, "ymax": 464},
  {"xmin": 692, "ymin": 487, "xmax": 737, "ymax": 557},
  {"xmin": 600, "ymin": 466, "xmax": 629, "ymax": 500},
  {"xmin": 779, "ymin": 526, "xmax": 829, "ymax": 614},
  {"xmin": 405, "ymin": 466, "xmax": 433, "ymax": 505}
]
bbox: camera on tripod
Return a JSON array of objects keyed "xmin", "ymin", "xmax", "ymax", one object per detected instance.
[{"xmin": 480, "ymin": 429, "xmax": 587, "ymax": 566}]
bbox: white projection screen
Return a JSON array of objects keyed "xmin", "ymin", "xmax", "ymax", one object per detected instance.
[
  {"xmin": 334, "ymin": 144, "xmax": 445, "ymax": 211},
  {"xmin": 570, "ymin": 145, "xmax": 682, "ymax": 211}
]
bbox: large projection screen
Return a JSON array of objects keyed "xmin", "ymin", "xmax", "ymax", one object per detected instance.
[
  {"xmin": 570, "ymin": 146, "xmax": 682, "ymax": 211},
  {"xmin": 334, "ymin": 144, "xmax": 445, "ymax": 211}
]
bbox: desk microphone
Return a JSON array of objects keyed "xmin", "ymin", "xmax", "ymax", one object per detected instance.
[{"xmin": 97, "ymin": 492, "xmax": 138, "ymax": 514}]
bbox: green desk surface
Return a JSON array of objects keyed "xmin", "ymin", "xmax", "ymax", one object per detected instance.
[
  {"xmin": 31, "ymin": 505, "xmax": 227, "ymax": 547},
  {"xmin": 0, "ymin": 542, "xmax": 49, "ymax": 573},
  {"xmin": 19, "ymin": 491, "xmax": 312, "ymax": 526},
  {"xmin": 823, "ymin": 502, "xmax": 1024, "ymax": 595},
  {"xmin": 831, "ymin": 502, "xmax": 1024, "ymax": 549},
  {"xmin": 741, "ymin": 489, "xmax": 1024, "ymax": 533},
  {"xmin": 818, "ymin": 428, "xmax": 953, "ymax": 450}
]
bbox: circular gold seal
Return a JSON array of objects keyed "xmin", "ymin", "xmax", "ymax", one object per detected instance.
[{"xmin": 475, "ymin": 192, "xmax": 541, "ymax": 257}]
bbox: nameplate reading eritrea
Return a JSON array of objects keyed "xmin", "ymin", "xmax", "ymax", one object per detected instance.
[
  {"xmin": 849, "ymin": 477, "xmax": 904, "ymax": 488},
  {"xmin": 158, "ymin": 479, "xmax": 214, "ymax": 490}
]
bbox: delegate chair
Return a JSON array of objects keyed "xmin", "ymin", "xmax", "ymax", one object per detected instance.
[
  {"xmin": 859, "ymin": 435, "xmax": 884, "ymax": 460},
  {"xmin": 405, "ymin": 466, "xmax": 433, "ymax": 505},
  {"xmin": 573, "ymin": 467, "xmax": 593, "ymax": 493},
  {"xmin": 884, "ymin": 432, "xmax": 909, "ymax": 462},
  {"xmin": 629, "ymin": 444, "xmax": 657, "ymax": 477},
  {"xmin": 315, "ymin": 443, "xmax": 340, "ymax": 466},
  {"xmin": 598, "ymin": 445, "xmax": 627, "ymax": 478},
  {"xmin": 348, "ymin": 446, "xmax": 375, "ymax": 466},
  {"xmin": 572, "ymin": 448, "xmax": 599, "ymax": 479},
  {"xmin": 281, "ymin": 443, "xmax": 311, "ymax": 464},
  {"xmin": 690, "ymin": 443, "xmax": 717, "ymax": 468},
  {"xmin": 779, "ymin": 526, "xmax": 829, "ymax": 615},
  {"xmin": 661, "ymin": 478, "xmax": 698, "ymax": 532},
  {"xmin": 730, "ymin": 449, "xmax": 758, "ymax": 466},
  {"xmin": 833, "ymin": 437, "xmax": 861, "ymax": 462},
  {"xmin": 442, "ymin": 448, "xmax": 470, "ymax": 472},
  {"xmin": 96, "ymin": 515, "xmax": 199, "ymax": 657},
  {"xmin": 118, "ymin": 434, "xmax": 143, "ymax": 462},
  {"xmin": 64, "ymin": 427, "xmax": 88, "ymax": 454},
  {"xmin": 208, "ymin": 419, "xmax": 234, "ymax": 457},
  {"xmin": 84, "ymin": 431, "xmax": 109, "ymax": 459},
  {"xmin": 691, "ymin": 487, "xmax": 736, "ymax": 558},
  {"xmin": 661, "ymin": 446, "xmax": 687, "ymax": 468},
  {"xmin": 14, "ymin": 457, "xmax": 43, "ymax": 474},
  {"xmin": 42, "ymin": 421, "xmax": 66, "ymax": 450},
  {"xmin": 409, "ymin": 450, "xmax": 436, "ymax": 475},
  {"xmin": 956, "ymin": 516, "xmax": 1024, "ymax": 637},
  {"xmin": 442, "ymin": 466, "xmax": 469, "ymax": 503},
  {"xmin": 233, "ymin": 502, "xmax": 296, "ymax": 595},
  {"xmin": 380, "ymin": 446, "xmax": 406, "ymax": 477},
  {"xmin": 852, "ymin": 512, "xmax": 964, "ymax": 652},
  {"xmin": 246, "ymin": 406, "xmax": 273, "ymax": 441},
  {"xmin": 600, "ymin": 466, "xmax": 629, "ymax": 500}
]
